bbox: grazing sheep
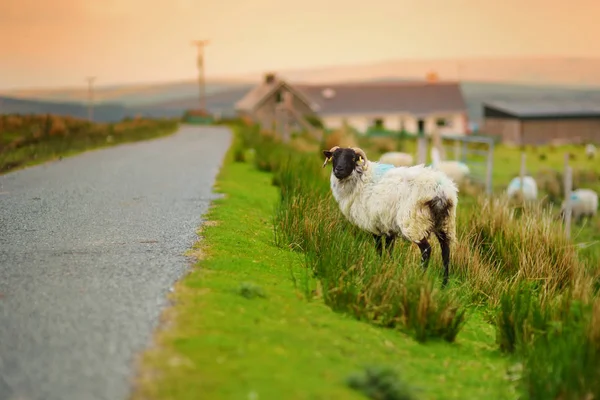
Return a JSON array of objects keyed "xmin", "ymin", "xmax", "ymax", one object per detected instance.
[
  {"xmin": 430, "ymin": 147, "xmax": 470, "ymax": 185},
  {"xmin": 507, "ymin": 176, "xmax": 538, "ymax": 201},
  {"xmin": 379, "ymin": 151, "xmax": 414, "ymax": 167},
  {"xmin": 585, "ymin": 144, "xmax": 597, "ymax": 160},
  {"xmin": 322, "ymin": 146, "xmax": 459, "ymax": 286},
  {"xmin": 561, "ymin": 188, "xmax": 598, "ymax": 223}
]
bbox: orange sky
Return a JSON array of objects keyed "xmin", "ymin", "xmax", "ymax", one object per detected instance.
[{"xmin": 0, "ymin": 0, "xmax": 599, "ymax": 89}]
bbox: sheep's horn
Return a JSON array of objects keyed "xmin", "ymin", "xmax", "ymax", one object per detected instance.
[
  {"xmin": 322, "ymin": 146, "xmax": 339, "ymax": 168},
  {"xmin": 351, "ymin": 147, "xmax": 368, "ymax": 163}
]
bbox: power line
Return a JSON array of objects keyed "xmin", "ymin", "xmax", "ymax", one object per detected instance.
[
  {"xmin": 85, "ymin": 76, "xmax": 96, "ymax": 122},
  {"xmin": 191, "ymin": 40, "xmax": 210, "ymax": 113}
]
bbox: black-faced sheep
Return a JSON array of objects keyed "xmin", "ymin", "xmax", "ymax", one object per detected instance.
[{"xmin": 322, "ymin": 146, "xmax": 459, "ymax": 286}]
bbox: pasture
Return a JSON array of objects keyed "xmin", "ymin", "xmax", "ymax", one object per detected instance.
[{"xmin": 134, "ymin": 121, "xmax": 599, "ymax": 400}]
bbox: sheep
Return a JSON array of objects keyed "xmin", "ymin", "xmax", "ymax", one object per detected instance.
[
  {"xmin": 430, "ymin": 147, "xmax": 470, "ymax": 185},
  {"xmin": 321, "ymin": 145, "xmax": 459, "ymax": 286},
  {"xmin": 506, "ymin": 176, "xmax": 538, "ymax": 201},
  {"xmin": 379, "ymin": 151, "xmax": 414, "ymax": 167},
  {"xmin": 585, "ymin": 144, "xmax": 596, "ymax": 160},
  {"xmin": 561, "ymin": 188, "xmax": 598, "ymax": 223}
]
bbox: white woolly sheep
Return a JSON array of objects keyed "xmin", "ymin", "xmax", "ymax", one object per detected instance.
[
  {"xmin": 507, "ymin": 176, "xmax": 538, "ymax": 201},
  {"xmin": 379, "ymin": 151, "xmax": 414, "ymax": 167},
  {"xmin": 585, "ymin": 144, "xmax": 596, "ymax": 160},
  {"xmin": 322, "ymin": 146, "xmax": 459, "ymax": 286},
  {"xmin": 430, "ymin": 147, "xmax": 470, "ymax": 185},
  {"xmin": 561, "ymin": 188, "xmax": 598, "ymax": 223}
]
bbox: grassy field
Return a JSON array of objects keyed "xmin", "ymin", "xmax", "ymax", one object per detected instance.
[
  {"xmin": 132, "ymin": 122, "xmax": 600, "ymax": 400},
  {"xmin": 0, "ymin": 114, "xmax": 179, "ymax": 174}
]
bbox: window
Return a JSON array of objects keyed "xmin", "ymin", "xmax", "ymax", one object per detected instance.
[
  {"xmin": 373, "ymin": 118, "xmax": 384, "ymax": 129},
  {"xmin": 275, "ymin": 90, "xmax": 283, "ymax": 103},
  {"xmin": 436, "ymin": 117, "xmax": 454, "ymax": 128}
]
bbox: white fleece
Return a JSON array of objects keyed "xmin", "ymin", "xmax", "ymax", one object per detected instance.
[
  {"xmin": 507, "ymin": 176, "xmax": 538, "ymax": 201},
  {"xmin": 329, "ymin": 161, "xmax": 459, "ymax": 243},
  {"xmin": 563, "ymin": 188, "xmax": 598, "ymax": 220},
  {"xmin": 379, "ymin": 152, "xmax": 414, "ymax": 167}
]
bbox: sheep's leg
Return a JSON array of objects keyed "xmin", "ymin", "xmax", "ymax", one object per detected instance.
[
  {"xmin": 373, "ymin": 234, "xmax": 384, "ymax": 256},
  {"xmin": 385, "ymin": 234, "xmax": 396, "ymax": 257},
  {"xmin": 435, "ymin": 231, "xmax": 451, "ymax": 288},
  {"xmin": 416, "ymin": 239, "xmax": 431, "ymax": 271}
]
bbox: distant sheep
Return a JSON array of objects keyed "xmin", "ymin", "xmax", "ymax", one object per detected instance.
[
  {"xmin": 430, "ymin": 147, "xmax": 470, "ymax": 185},
  {"xmin": 322, "ymin": 146, "xmax": 458, "ymax": 286},
  {"xmin": 507, "ymin": 176, "xmax": 538, "ymax": 201},
  {"xmin": 379, "ymin": 151, "xmax": 414, "ymax": 167},
  {"xmin": 561, "ymin": 188, "xmax": 598, "ymax": 223},
  {"xmin": 585, "ymin": 144, "xmax": 597, "ymax": 160}
]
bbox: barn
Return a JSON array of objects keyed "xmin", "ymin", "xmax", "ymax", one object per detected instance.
[{"xmin": 482, "ymin": 100, "xmax": 600, "ymax": 145}]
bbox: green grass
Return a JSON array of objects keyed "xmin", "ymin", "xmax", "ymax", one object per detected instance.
[
  {"xmin": 0, "ymin": 114, "xmax": 179, "ymax": 175},
  {"xmin": 130, "ymin": 130, "xmax": 516, "ymax": 400}
]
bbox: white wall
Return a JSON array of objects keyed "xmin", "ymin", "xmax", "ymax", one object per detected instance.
[{"xmin": 321, "ymin": 112, "xmax": 468, "ymax": 136}]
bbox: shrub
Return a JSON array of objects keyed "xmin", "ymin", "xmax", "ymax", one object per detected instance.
[
  {"xmin": 494, "ymin": 283, "xmax": 553, "ymax": 353},
  {"xmin": 520, "ymin": 298, "xmax": 600, "ymax": 400},
  {"xmin": 346, "ymin": 365, "xmax": 416, "ymax": 400},
  {"xmin": 453, "ymin": 196, "xmax": 590, "ymax": 301},
  {"xmin": 323, "ymin": 128, "xmax": 358, "ymax": 150}
]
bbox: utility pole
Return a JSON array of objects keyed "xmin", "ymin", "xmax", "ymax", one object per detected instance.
[
  {"xmin": 191, "ymin": 40, "xmax": 210, "ymax": 113},
  {"xmin": 85, "ymin": 76, "xmax": 96, "ymax": 122}
]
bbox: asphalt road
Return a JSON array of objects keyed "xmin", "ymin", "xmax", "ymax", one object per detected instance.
[{"xmin": 0, "ymin": 125, "xmax": 232, "ymax": 400}]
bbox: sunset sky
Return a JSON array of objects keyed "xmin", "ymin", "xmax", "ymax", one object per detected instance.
[{"xmin": 1, "ymin": 0, "xmax": 599, "ymax": 90}]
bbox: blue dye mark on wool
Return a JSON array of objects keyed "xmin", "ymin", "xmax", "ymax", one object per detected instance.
[
  {"xmin": 570, "ymin": 193, "xmax": 580, "ymax": 201},
  {"xmin": 372, "ymin": 163, "xmax": 395, "ymax": 181},
  {"xmin": 508, "ymin": 178, "xmax": 531, "ymax": 191}
]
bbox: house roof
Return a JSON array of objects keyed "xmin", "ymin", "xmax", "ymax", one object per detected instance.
[
  {"xmin": 484, "ymin": 100, "xmax": 600, "ymax": 118},
  {"xmin": 235, "ymin": 77, "xmax": 467, "ymax": 117},
  {"xmin": 295, "ymin": 81, "xmax": 466, "ymax": 116},
  {"xmin": 234, "ymin": 79, "xmax": 317, "ymax": 113}
]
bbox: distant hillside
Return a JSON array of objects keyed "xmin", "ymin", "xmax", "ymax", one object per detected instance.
[
  {"xmin": 134, "ymin": 86, "xmax": 253, "ymax": 119},
  {"xmin": 0, "ymin": 80, "xmax": 254, "ymax": 107},
  {"xmin": 239, "ymin": 56, "xmax": 600, "ymax": 88},
  {"xmin": 0, "ymin": 96, "xmax": 130, "ymax": 122},
  {"xmin": 0, "ymin": 85, "xmax": 252, "ymax": 122}
]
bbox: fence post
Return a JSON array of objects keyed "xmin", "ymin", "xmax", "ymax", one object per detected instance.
[
  {"xmin": 519, "ymin": 152, "xmax": 526, "ymax": 198},
  {"xmin": 486, "ymin": 140, "xmax": 494, "ymax": 196},
  {"xmin": 417, "ymin": 134, "xmax": 427, "ymax": 164},
  {"xmin": 564, "ymin": 153, "xmax": 572, "ymax": 239},
  {"xmin": 454, "ymin": 140, "xmax": 461, "ymax": 161}
]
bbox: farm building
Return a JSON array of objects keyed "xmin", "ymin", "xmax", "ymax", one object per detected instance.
[
  {"xmin": 482, "ymin": 100, "xmax": 600, "ymax": 145},
  {"xmin": 235, "ymin": 73, "xmax": 469, "ymax": 136}
]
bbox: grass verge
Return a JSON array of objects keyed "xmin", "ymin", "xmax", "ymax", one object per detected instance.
[
  {"xmin": 0, "ymin": 114, "xmax": 179, "ymax": 174},
  {"xmin": 130, "ymin": 127, "xmax": 515, "ymax": 400}
]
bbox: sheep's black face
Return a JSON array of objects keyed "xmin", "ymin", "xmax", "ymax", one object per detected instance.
[{"xmin": 323, "ymin": 148, "xmax": 358, "ymax": 180}]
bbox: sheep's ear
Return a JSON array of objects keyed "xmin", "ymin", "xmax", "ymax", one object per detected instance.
[{"xmin": 322, "ymin": 151, "xmax": 333, "ymax": 168}]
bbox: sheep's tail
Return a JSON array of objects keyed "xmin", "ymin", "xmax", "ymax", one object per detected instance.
[{"xmin": 425, "ymin": 195, "xmax": 457, "ymax": 243}]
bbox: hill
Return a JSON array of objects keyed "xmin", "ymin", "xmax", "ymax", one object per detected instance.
[
  {"xmin": 0, "ymin": 96, "xmax": 130, "ymax": 122},
  {"xmin": 238, "ymin": 56, "xmax": 600, "ymax": 87},
  {"xmin": 0, "ymin": 80, "xmax": 254, "ymax": 107}
]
